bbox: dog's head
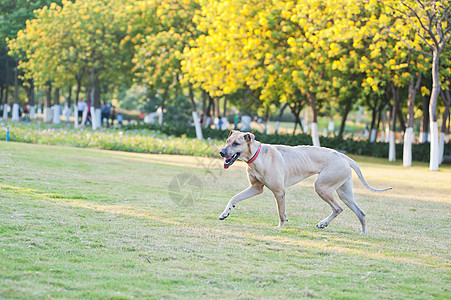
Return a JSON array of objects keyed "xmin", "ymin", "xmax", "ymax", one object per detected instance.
[{"xmin": 219, "ymin": 130, "xmax": 255, "ymax": 169}]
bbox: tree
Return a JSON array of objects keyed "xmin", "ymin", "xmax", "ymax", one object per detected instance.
[
  {"xmin": 377, "ymin": 0, "xmax": 451, "ymax": 170},
  {"xmin": 9, "ymin": 0, "xmax": 133, "ymax": 128},
  {"xmin": 1, "ymin": 0, "xmax": 65, "ymax": 120},
  {"xmin": 130, "ymin": 0, "xmax": 204, "ymax": 138}
]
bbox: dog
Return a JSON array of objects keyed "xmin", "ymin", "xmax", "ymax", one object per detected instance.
[{"xmin": 219, "ymin": 130, "xmax": 391, "ymax": 234}]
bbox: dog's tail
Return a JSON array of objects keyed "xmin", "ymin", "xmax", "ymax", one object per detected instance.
[{"xmin": 342, "ymin": 155, "xmax": 392, "ymax": 193}]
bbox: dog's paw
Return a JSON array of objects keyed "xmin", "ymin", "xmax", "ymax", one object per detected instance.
[
  {"xmin": 219, "ymin": 212, "xmax": 229, "ymax": 220},
  {"xmin": 316, "ymin": 222, "xmax": 328, "ymax": 229}
]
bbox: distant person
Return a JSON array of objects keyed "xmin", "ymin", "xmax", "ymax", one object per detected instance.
[
  {"xmin": 117, "ymin": 114, "xmax": 123, "ymax": 126},
  {"xmin": 234, "ymin": 114, "xmax": 240, "ymax": 130},
  {"xmin": 101, "ymin": 103, "xmax": 112, "ymax": 127},
  {"xmin": 111, "ymin": 105, "xmax": 116, "ymax": 126},
  {"xmin": 77, "ymin": 100, "xmax": 87, "ymax": 123},
  {"xmin": 217, "ymin": 116, "xmax": 223, "ymax": 130},
  {"xmin": 23, "ymin": 104, "xmax": 30, "ymax": 122}
]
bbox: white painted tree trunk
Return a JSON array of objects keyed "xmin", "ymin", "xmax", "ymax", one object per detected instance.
[
  {"xmin": 74, "ymin": 106, "xmax": 79, "ymax": 129},
  {"xmin": 11, "ymin": 103, "xmax": 20, "ymax": 121},
  {"xmin": 222, "ymin": 117, "xmax": 229, "ymax": 130},
  {"xmin": 96, "ymin": 108, "xmax": 101, "ymax": 129},
  {"xmin": 439, "ymin": 132, "xmax": 445, "ymax": 165},
  {"xmin": 52, "ymin": 105, "xmax": 61, "ymax": 124},
  {"xmin": 29, "ymin": 106, "xmax": 36, "ymax": 120},
  {"xmin": 2, "ymin": 104, "xmax": 9, "ymax": 120},
  {"xmin": 419, "ymin": 131, "xmax": 428, "ymax": 143},
  {"xmin": 311, "ymin": 122, "xmax": 320, "ymax": 147},
  {"xmin": 63, "ymin": 103, "xmax": 71, "ymax": 123},
  {"xmin": 44, "ymin": 107, "xmax": 52, "ymax": 123},
  {"xmin": 328, "ymin": 119, "xmax": 335, "ymax": 135},
  {"xmin": 403, "ymin": 127, "xmax": 414, "ymax": 167},
  {"xmin": 429, "ymin": 121, "xmax": 439, "ymax": 171},
  {"xmin": 389, "ymin": 130, "xmax": 396, "ymax": 162},
  {"xmin": 204, "ymin": 117, "xmax": 212, "ymax": 127},
  {"xmin": 91, "ymin": 108, "xmax": 101, "ymax": 130},
  {"xmin": 158, "ymin": 111, "xmax": 163, "ymax": 125},
  {"xmin": 370, "ymin": 129, "xmax": 377, "ymax": 143},
  {"xmin": 2, "ymin": 103, "xmax": 8, "ymax": 121},
  {"xmin": 192, "ymin": 111, "xmax": 203, "ymax": 140},
  {"xmin": 275, "ymin": 121, "xmax": 280, "ymax": 133},
  {"xmin": 384, "ymin": 125, "xmax": 390, "ymax": 143},
  {"xmin": 264, "ymin": 119, "xmax": 270, "ymax": 134},
  {"xmin": 241, "ymin": 115, "xmax": 251, "ymax": 131},
  {"xmin": 81, "ymin": 109, "xmax": 88, "ymax": 126}
]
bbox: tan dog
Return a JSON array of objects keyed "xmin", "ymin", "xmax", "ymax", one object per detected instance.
[{"xmin": 219, "ymin": 130, "xmax": 391, "ymax": 234}]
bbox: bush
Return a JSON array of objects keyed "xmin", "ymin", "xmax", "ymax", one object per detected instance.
[
  {"xmin": 2, "ymin": 121, "xmax": 449, "ymax": 162},
  {"xmin": 123, "ymin": 123, "xmax": 450, "ymax": 162}
]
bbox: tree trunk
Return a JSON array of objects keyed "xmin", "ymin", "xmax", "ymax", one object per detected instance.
[
  {"xmin": 11, "ymin": 66, "xmax": 20, "ymax": 121},
  {"xmin": 275, "ymin": 102, "xmax": 289, "ymax": 134},
  {"xmin": 214, "ymin": 97, "xmax": 220, "ymax": 118},
  {"xmin": 90, "ymin": 68, "xmax": 101, "ymax": 129},
  {"xmin": 202, "ymin": 90, "xmax": 207, "ymax": 116},
  {"xmin": 3, "ymin": 55, "xmax": 9, "ymax": 120},
  {"xmin": 403, "ymin": 73, "xmax": 422, "ymax": 167},
  {"xmin": 223, "ymin": 97, "xmax": 227, "ymax": 117},
  {"xmin": 429, "ymin": 50, "xmax": 440, "ymax": 171},
  {"xmin": 338, "ymin": 98, "xmax": 352, "ymax": 139},
  {"xmin": 290, "ymin": 101, "xmax": 304, "ymax": 135},
  {"xmin": 0, "ymin": 84, "xmax": 4, "ymax": 111},
  {"xmin": 419, "ymin": 95, "xmax": 430, "ymax": 143},
  {"xmin": 264, "ymin": 107, "xmax": 270, "ymax": 134},
  {"xmin": 439, "ymin": 88, "xmax": 451, "ymax": 164},
  {"xmin": 52, "ymin": 88, "xmax": 61, "ymax": 124},
  {"xmin": 28, "ymin": 80, "xmax": 36, "ymax": 120},
  {"xmin": 44, "ymin": 83, "xmax": 52, "ymax": 123},
  {"xmin": 396, "ymin": 101, "xmax": 406, "ymax": 133},
  {"xmin": 375, "ymin": 107, "xmax": 383, "ymax": 142},
  {"xmin": 74, "ymin": 78, "xmax": 82, "ymax": 128},
  {"xmin": 307, "ymin": 92, "xmax": 320, "ymax": 147},
  {"xmin": 67, "ymin": 86, "xmax": 72, "ymax": 108},
  {"xmin": 205, "ymin": 95, "xmax": 214, "ymax": 127},
  {"xmin": 389, "ymin": 84, "xmax": 399, "ymax": 162},
  {"xmin": 64, "ymin": 86, "xmax": 72, "ymax": 123},
  {"xmin": 189, "ymin": 86, "xmax": 203, "ymax": 140},
  {"xmin": 369, "ymin": 101, "xmax": 378, "ymax": 142}
]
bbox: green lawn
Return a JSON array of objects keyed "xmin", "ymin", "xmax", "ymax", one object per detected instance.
[{"xmin": 0, "ymin": 142, "xmax": 450, "ymax": 299}]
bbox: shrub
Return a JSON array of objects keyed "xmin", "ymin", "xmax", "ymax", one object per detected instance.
[{"xmin": 1, "ymin": 121, "xmax": 449, "ymax": 162}]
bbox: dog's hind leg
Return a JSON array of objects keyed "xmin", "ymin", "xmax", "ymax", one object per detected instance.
[
  {"xmin": 314, "ymin": 178, "xmax": 343, "ymax": 230},
  {"xmin": 272, "ymin": 189, "xmax": 287, "ymax": 227},
  {"xmin": 219, "ymin": 181, "xmax": 264, "ymax": 220},
  {"xmin": 336, "ymin": 177, "xmax": 367, "ymax": 234}
]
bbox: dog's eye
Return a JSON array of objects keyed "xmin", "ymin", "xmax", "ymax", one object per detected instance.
[{"xmin": 233, "ymin": 142, "xmax": 239, "ymax": 146}]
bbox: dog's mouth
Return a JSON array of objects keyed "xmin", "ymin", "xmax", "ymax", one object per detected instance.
[{"xmin": 224, "ymin": 152, "xmax": 241, "ymax": 169}]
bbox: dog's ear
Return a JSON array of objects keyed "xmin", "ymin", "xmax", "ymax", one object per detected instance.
[
  {"xmin": 228, "ymin": 130, "xmax": 235, "ymax": 138},
  {"xmin": 244, "ymin": 133, "xmax": 255, "ymax": 142}
]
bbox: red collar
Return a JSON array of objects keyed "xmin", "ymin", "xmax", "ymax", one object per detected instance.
[{"xmin": 246, "ymin": 143, "xmax": 261, "ymax": 163}]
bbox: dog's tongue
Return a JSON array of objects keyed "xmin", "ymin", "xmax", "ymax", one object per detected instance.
[{"xmin": 224, "ymin": 158, "xmax": 230, "ymax": 169}]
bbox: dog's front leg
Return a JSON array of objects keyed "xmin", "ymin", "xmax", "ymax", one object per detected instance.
[{"xmin": 219, "ymin": 184, "xmax": 263, "ymax": 220}]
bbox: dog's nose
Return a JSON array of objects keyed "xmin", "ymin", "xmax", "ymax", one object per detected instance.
[{"xmin": 219, "ymin": 149, "xmax": 227, "ymax": 157}]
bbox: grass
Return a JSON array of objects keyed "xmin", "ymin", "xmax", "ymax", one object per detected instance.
[{"xmin": 0, "ymin": 142, "xmax": 450, "ymax": 299}]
